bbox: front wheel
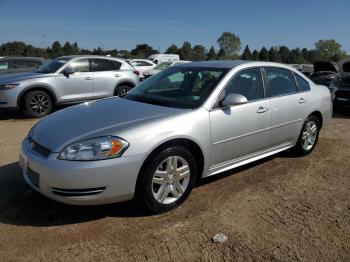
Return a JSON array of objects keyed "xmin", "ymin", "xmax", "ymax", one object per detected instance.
[
  {"xmin": 137, "ymin": 146, "xmax": 197, "ymax": 213},
  {"xmin": 293, "ymin": 115, "xmax": 320, "ymax": 155},
  {"xmin": 23, "ymin": 90, "xmax": 53, "ymax": 118}
]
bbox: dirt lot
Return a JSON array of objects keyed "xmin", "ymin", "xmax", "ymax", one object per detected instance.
[{"xmin": 0, "ymin": 110, "xmax": 349, "ymax": 261}]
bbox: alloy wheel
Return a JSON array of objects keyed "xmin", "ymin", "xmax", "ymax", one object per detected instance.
[
  {"xmin": 302, "ymin": 120, "xmax": 317, "ymax": 151},
  {"xmin": 30, "ymin": 94, "xmax": 50, "ymax": 114},
  {"xmin": 151, "ymin": 156, "xmax": 190, "ymax": 204}
]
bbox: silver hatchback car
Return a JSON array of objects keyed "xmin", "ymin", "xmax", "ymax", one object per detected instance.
[
  {"xmin": 19, "ymin": 61, "xmax": 332, "ymax": 213},
  {"xmin": 0, "ymin": 55, "xmax": 140, "ymax": 117}
]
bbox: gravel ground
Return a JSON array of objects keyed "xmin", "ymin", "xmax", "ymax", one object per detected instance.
[{"xmin": 0, "ymin": 110, "xmax": 349, "ymax": 261}]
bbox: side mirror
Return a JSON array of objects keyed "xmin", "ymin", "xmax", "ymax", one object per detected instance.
[
  {"xmin": 63, "ymin": 67, "xmax": 74, "ymax": 77},
  {"xmin": 220, "ymin": 93, "xmax": 248, "ymax": 108}
]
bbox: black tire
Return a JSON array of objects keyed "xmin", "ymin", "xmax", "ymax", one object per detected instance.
[
  {"xmin": 137, "ymin": 146, "xmax": 197, "ymax": 214},
  {"xmin": 23, "ymin": 90, "xmax": 53, "ymax": 118},
  {"xmin": 292, "ymin": 115, "xmax": 321, "ymax": 156},
  {"xmin": 115, "ymin": 85, "xmax": 132, "ymax": 97}
]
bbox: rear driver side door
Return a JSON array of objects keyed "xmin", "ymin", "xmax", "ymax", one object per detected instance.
[{"xmin": 263, "ymin": 67, "xmax": 306, "ymax": 148}]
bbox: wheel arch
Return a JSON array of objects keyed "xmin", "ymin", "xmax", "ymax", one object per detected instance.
[
  {"xmin": 113, "ymin": 81, "xmax": 136, "ymax": 96},
  {"xmin": 17, "ymin": 85, "xmax": 57, "ymax": 108},
  {"xmin": 135, "ymin": 138, "xmax": 205, "ymax": 193},
  {"xmin": 309, "ymin": 110, "xmax": 323, "ymax": 128}
]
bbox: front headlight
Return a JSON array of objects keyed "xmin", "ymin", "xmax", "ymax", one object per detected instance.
[
  {"xmin": 58, "ymin": 136, "xmax": 129, "ymax": 161},
  {"xmin": 0, "ymin": 83, "xmax": 19, "ymax": 90}
]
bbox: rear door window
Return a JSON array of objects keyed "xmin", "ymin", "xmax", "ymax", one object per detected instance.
[
  {"xmin": 265, "ymin": 67, "xmax": 297, "ymax": 97},
  {"xmin": 111, "ymin": 61, "xmax": 122, "ymax": 70},
  {"xmin": 91, "ymin": 59, "xmax": 115, "ymax": 72}
]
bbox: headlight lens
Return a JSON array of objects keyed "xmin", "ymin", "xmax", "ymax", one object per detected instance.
[
  {"xmin": 58, "ymin": 136, "xmax": 129, "ymax": 161},
  {"xmin": 0, "ymin": 83, "xmax": 19, "ymax": 90}
]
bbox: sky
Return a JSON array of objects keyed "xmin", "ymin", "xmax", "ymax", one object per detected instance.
[{"xmin": 0, "ymin": 0, "xmax": 349, "ymax": 53}]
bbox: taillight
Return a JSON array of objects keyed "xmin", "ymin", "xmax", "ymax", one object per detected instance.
[{"xmin": 133, "ymin": 70, "xmax": 140, "ymax": 76}]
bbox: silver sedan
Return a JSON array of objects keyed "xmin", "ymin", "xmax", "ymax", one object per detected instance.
[{"xmin": 19, "ymin": 61, "xmax": 332, "ymax": 213}]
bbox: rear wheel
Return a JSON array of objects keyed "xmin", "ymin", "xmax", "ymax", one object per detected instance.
[
  {"xmin": 23, "ymin": 90, "xmax": 52, "ymax": 118},
  {"xmin": 293, "ymin": 115, "xmax": 320, "ymax": 155},
  {"xmin": 137, "ymin": 146, "xmax": 197, "ymax": 213},
  {"xmin": 115, "ymin": 85, "xmax": 132, "ymax": 97}
]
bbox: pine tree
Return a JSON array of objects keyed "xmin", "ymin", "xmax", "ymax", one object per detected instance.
[
  {"xmin": 241, "ymin": 45, "xmax": 252, "ymax": 60},
  {"xmin": 207, "ymin": 46, "xmax": 217, "ymax": 60},
  {"xmin": 259, "ymin": 47, "xmax": 269, "ymax": 61}
]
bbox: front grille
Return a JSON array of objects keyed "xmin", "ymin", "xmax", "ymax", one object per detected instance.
[
  {"xmin": 51, "ymin": 187, "xmax": 106, "ymax": 197},
  {"xmin": 28, "ymin": 137, "xmax": 51, "ymax": 158},
  {"xmin": 27, "ymin": 168, "xmax": 40, "ymax": 188},
  {"xmin": 335, "ymin": 90, "xmax": 350, "ymax": 99}
]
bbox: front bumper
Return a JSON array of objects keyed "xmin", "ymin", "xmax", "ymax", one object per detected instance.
[
  {"xmin": 0, "ymin": 89, "xmax": 19, "ymax": 108},
  {"xmin": 333, "ymin": 90, "xmax": 350, "ymax": 108},
  {"xmin": 20, "ymin": 137, "xmax": 144, "ymax": 205}
]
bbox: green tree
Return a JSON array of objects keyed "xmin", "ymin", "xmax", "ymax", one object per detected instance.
[
  {"xmin": 251, "ymin": 50, "xmax": 259, "ymax": 60},
  {"xmin": 118, "ymin": 49, "xmax": 131, "ymax": 58},
  {"xmin": 192, "ymin": 44, "xmax": 207, "ymax": 61},
  {"xmin": 241, "ymin": 45, "xmax": 252, "ymax": 60},
  {"xmin": 108, "ymin": 49, "xmax": 118, "ymax": 57},
  {"xmin": 217, "ymin": 48, "xmax": 227, "ymax": 60},
  {"xmin": 217, "ymin": 32, "xmax": 241, "ymax": 58},
  {"xmin": 278, "ymin": 46, "xmax": 290, "ymax": 63},
  {"xmin": 72, "ymin": 42, "xmax": 80, "ymax": 54},
  {"xmin": 268, "ymin": 47, "xmax": 279, "ymax": 62},
  {"xmin": 63, "ymin": 41, "xmax": 73, "ymax": 55},
  {"xmin": 207, "ymin": 46, "xmax": 216, "ymax": 60},
  {"xmin": 130, "ymin": 43, "xmax": 157, "ymax": 58},
  {"xmin": 165, "ymin": 44, "xmax": 179, "ymax": 54},
  {"xmin": 315, "ymin": 39, "xmax": 346, "ymax": 61},
  {"xmin": 179, "ymin": 42, "xmax": 193, "ymax": 60},
  {"xmin": 259, "ymin": 47, "xmax": 269, "ymax": 61},
  {"xmin": 51, "ymin": 40, "xmax": 63, "ymax": 57},
  {"xmin": 93, "ymin": 47, "xmax": 105, "ymax": 55}
]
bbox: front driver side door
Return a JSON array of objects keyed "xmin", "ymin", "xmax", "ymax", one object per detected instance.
[
  {"xmin": 55, "ymin": 58, "xmax": 94, "ymax": 103},
  {"xmin": 209, "ymin": 67, "xmax": 271, "ymax": 174}
]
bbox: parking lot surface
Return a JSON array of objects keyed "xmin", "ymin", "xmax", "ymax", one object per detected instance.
[{"xmin": 0, "ymin": 110, "xmax": 349, "ymax": 261}]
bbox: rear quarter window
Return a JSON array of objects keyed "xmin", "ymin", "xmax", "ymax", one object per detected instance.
[{"xmin": 294, "ymin": 73, "xmax": 311, "ymax": 91}]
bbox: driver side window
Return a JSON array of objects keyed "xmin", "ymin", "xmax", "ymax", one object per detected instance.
[
  {"xmin": 224, "ymin": 68, "xmax": 264, "ymax": 101},
  {"xmin": 67, "ymin": 59, "xmax": 90, "ymax": 73}
]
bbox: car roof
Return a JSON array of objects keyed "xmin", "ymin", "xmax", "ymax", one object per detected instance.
[
  {"xmin": 0, "ymin": 56, "xmax": 45, "ymax": 60},
  {"xmin": 176, "ymin": 60, "xmax": 250, "ymax": 69},
  {"xmin": 58, "ymin": 55, "xmax": 126, "ymax": 63},
  {"xmin": 176, "ymin": 60, "xmax": 299, "ymax": 70}
]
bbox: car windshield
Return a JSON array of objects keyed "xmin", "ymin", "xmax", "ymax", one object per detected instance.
[
  {"xmin": 35, "ymin": 57, "xmax": 71, "ymax": 73},
  {"xmin": 155, "ymin": 62, "xmax": 172, "ymax": 70},
  {"xmin": 125, "ymin": 66, "xmax": 229, "ymax": 109}
]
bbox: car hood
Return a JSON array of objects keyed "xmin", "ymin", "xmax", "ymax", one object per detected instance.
[
  {"xmin": 30, "ymin": 97, "xmax": 184, "ymax": 152},
  {"xmin": 0, "ymin": 71, "xmax": 55, "ymax": 84},
  {"xmin": 313, "ymin": 61, "xmax": 338, "ymax": 73}
]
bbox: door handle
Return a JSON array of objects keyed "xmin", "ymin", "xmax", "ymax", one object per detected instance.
[
  {"xmin": 114, "ymin": 74, "xmax": 121, "ymax": 77},
  {"xmin": 257, "ymin": 106, "xmax": 268, "ymax": 114},
  {"xmin": 84, "ymin": 77, "xmax": 92, "ymax": 80},
  {"xmin": 299, "ymin": 98, "xmax": 306, "ymax": 104}
]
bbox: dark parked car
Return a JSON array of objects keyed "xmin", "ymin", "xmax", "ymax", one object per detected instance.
[
  {"xmin": 329, "ymin": 58, "xmax": 350, "ymax": 109},
  {"xmin": 0, "ymin": 57, "xmax": 46, "ymax": 74},
  {"xmin": 310, "ymin": 61, "xmax": 339, "ymax": 87}
]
